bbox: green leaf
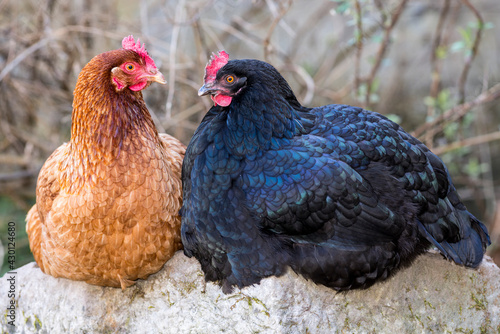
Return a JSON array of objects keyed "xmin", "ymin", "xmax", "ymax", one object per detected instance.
[
  {"xmin": 450, "ymin": 41, "xmax": 465, "ymax": 53},
  {"xmin": 371, "ymin": 33, "xmax": 383, "ymax": 43},
  {"xmin": 482, "ymin": 22, "xmax": 494, "ymax": 30},
  {"xmin": 332, "ymin": 1, "xmax": 352, "ymax": 15},
  {"xmin": 435, "ymin": 45, "xmax": 448, "ymax": 59},
  {"xmin": 464, "ymin": 158, "xmax": 488, "ymax": 179},
  {"xmin": 443, "ymin": 122, "xmax": 459, "ymax": 141},
  {"xmin": 436, "ymin": 89, "xmax": 453, "ymax": 112},
  {"xmin": 424, "ymin": 96, "xmax": 436, "ymax": 108}
]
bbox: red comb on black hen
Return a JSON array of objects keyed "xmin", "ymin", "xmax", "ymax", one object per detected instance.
[{"xmin": 181, "ymin": 51, "xmax": 491, "ymax": 293}]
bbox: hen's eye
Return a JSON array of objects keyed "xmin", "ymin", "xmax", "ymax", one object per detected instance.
[
  {"xmin": 226, "ymin": 75, "xmax": 234, "ymax": 83},
  {"xmin": 126, "ymin": 64, "xmax": 135, "ymax": 71}
]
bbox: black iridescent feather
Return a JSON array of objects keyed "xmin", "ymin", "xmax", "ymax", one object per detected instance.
[{"xmin": 181, "ymin": 56, "xmax": 490, "ymax": 293}]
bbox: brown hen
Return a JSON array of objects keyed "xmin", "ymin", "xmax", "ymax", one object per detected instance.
[{"xmin": 26, "ymin": 36, "xmax": 185, "ymax": 289}]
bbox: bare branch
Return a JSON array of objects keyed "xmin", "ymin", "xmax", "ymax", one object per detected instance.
[
  {"xmin": 165, "ymin": 0, "xmax": 185, "ymax": 120},
  {"xmin": 286, "ymin": 63, "xmax": 315, "ymax": 105},
  {"xmin": 433, "ymin": 131, "xmax": 500, "ymax": 155},
  {"xmin": 423, "ymin": 0, "xmax": 454, "ymax": 148},
  {"xmin": 203, "ymin": 19, "xmax": 262, "ymax": 49},
  {"xmin": 428, "ymin": 0, "xmax": 450, "ymax": 113},
  {"xmin": 0, "ymin": 38, "xmax": 49, "ymax": 82},
  {"xmin": 353, "ymin": 0, "xmax": 363, "ymax": 104},
  {"xmin": 288, "ymin": 1, "xmax": 335, "ymax": 62},
  {"xmin": 364, "ymin": 0, "xmax": 408, "ymax": 107},
  {"xmin": 412, "ymin": 82, "xmax": 500, "ymax": 138},
  {"xmin": 263, "ymin": 0, "xmax": 293, "ymax": 61},
  {"xmin": 458, "ymin": 0, "xmax": 484, "ymax": 104},
  {"xmin": 0, "ymin": 26, "xmax": 126, "ymax": 83}
]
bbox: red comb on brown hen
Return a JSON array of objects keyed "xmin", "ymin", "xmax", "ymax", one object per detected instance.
[{"xmin": 122, "ymin": 35, "xmax": 157, "ymax": 70}]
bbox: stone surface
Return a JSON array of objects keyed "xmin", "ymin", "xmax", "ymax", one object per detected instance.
[{"xmin": 1, "ymin": 251, "xmax": 499, "ymax": 334}]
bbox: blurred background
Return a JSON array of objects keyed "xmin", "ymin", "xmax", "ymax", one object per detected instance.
[{"xmin": 1, "ymin": 0, "xmax": 499, "ymax": 275}]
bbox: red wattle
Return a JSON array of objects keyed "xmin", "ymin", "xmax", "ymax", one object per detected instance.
[
  {"xmin": 212, "ymin": 94, "xmax": 232, "ymax": 107},
  {"xmin": 129, "ymin": 81, "xmax": 148, "ymax": 91}
]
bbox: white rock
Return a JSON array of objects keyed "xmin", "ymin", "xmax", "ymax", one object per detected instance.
[{"xmin": 1, "ymin": 251, "xmax": 499, "ymax": 333}]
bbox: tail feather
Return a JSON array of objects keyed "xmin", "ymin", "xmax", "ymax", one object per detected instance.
[{"xmin": 418, "ymin": 213, "xmax": 490, "ymax": 268}]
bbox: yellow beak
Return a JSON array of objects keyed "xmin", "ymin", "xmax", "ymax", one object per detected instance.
[{"xmin": 148, "ymin": 70, "xmax": 166, "ymax": 85}]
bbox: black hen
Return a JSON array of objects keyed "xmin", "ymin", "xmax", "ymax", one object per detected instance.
[{"xmin": 181, "ymin": 51, "xmax": 490, "ymax": 293}]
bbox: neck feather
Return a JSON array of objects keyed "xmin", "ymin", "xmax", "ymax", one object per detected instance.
[
  {"xmin": 221, "ymin": 92, "xmax": 303, "ymax": 157},
  {"xmin": 66, "ymin": 55, "xmax": 158, "ymax": 186}
]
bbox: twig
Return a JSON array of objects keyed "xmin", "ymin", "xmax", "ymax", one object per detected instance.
[
  {"xmin": 457, "ymin": 0, "xmax": 483, "ymax": 104},
  {"xmin": 288, "ymin": 1, "xmax": 335, "ymax": 62},
  {"xmin": 428, "ymin": 0, "xmax": 450, "ymax": 115},
  {"xmin": 364, "ymin": 0, "xmax": 408, "ymax": 107},
  {"xmin": 433, "ymin": 131, "xmax": 500, "ymax": 155},
  {"xmin": 475, "ymin": 105, "xmax": 496, "ymax": 218},
  {"xmin": 0, "ymin": 26, "xmax": 127, "ymax": 83},
  {"xmin": 203, "ymin": 19, "xmax": 262, "ymax": 49},
  {"xmin": 192, "ymin": 18, "xmax": 208, "ymax": 64},
  {"xmin": 353, "ymin": 0, "xmax": 363, "ymax": 104},
  {"xmin": 0, "ymin": 39, "xmax": 49, "ymax": 82},
  {"xmin": 165, "ymin": 0, "xmax": 185, "ymax": 120},
  {"xmin": 315, "ymin": 23, "xmax": 379, "ymax": 90},
  {"xmin": 287, "ymin": 64, "xmax": 315, "ymax": 105},
  {"xmin": 412, "ymin": 82, "xmax": 500, "ymax": 138},
  {"xmin": 0, "ymin": 118, "xmax": 24, "ymax": 153},
  {"xmin": 424, "ymin": 0, "xmax": 453, "ymax": 148},
  {"xmin": 263, "ymin": 0, "xmax": 293, "ymax": 61},
  {"xmin": 373, "ymin": 0, "xmax": 387, "ymax": 24},
  {"xmin": 171, "ymin": 102, "xmax": 205, "ymax": 123}
]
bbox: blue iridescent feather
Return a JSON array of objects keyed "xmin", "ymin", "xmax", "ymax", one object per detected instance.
[{"xmin": 181, "ymin": 58, "xmax": 490, "ymax": 293}]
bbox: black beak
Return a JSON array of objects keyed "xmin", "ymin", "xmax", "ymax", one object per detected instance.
[{"xmin": 198, "ymin": 83, "xmax": 215, "ymax": 97}]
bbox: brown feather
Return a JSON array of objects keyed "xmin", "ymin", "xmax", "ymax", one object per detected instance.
[{"xmin": 26, "ymin": 48, "xmax": 185, "ymax": 289}]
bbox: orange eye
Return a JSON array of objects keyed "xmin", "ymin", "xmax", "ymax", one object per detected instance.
[
  {"xmin": 126, "ymin": 64, "xmax": 135, "ymax": 71},
  {"xmin": 226, "ymin": 75, "xmax": 234, "ymax": 83}
]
